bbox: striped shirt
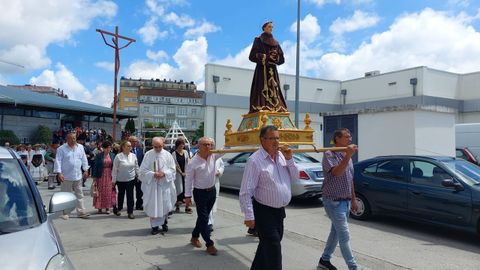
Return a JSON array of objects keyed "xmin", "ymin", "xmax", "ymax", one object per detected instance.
[
  {"xmin": 322, "ymin": 151, "xmax": 353, "ymax": 200},
  {"xmin": 185, "ymin": 153, "xmax": 222, "ymax": 197},
  {"xmin": 239, "ymin": 147, "xmax": 299, "ymax": 221}
]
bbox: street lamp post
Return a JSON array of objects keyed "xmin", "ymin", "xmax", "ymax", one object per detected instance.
[{"xmin": 295, "ymin": 0, "xmax": 301, "ymax": 128}]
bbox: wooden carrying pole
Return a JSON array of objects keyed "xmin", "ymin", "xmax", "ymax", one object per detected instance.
[{"xmin": 210, "ymin": 146, "xmax": 347, "ymax": 154}]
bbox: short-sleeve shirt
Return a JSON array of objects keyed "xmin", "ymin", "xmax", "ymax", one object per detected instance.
[{"xmin": 322, "ymin": 151, "xmax": 354, "ymax": 200}]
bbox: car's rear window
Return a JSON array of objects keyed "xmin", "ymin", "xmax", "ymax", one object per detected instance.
[
  {"xmin": 293, "ymin": 153, "xmax": 319, "ymax": 163},
  {"xmin": 0, "ymin": 159, "xmax": 40, "ymax": 234}
]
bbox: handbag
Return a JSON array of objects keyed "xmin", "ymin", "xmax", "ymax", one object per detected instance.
[{"xmin": 90, "ymin": 182, "xmax": 99, "ymax": 197}]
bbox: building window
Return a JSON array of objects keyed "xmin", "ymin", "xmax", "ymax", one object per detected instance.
[
  {"xmin": 191, "ymin": 120, "xmax": 197, "ymax": 129},
  {"xmin": 153, "ymin": 106, "xmax": 164, "ymax": 115},
  {"xmin": 178, "ymin": 119, "xmax": 186, "ymax": 128},
  {"xmin": 191, "ymin": 108, "xmax": 197, "ymax": 116},
  {"xmin": 178, "ymin": 107, "xmax": 187, "ymax": 116},
  {"xmin": 167, "ymin": 107, "xmax": 175, "ymax": 114},
  {"xmin": 143, "ymin": 106, "xmax": 150, "ymax": 113},
  {"xmin": 166, "ymin": 119, "xmax": 174, "ymax": 127},
  {"xmin": 154, "ymin": 117, "xmax": 161, "ymax": 123},
  {"xmin": 124, "ymin": 97, "xmax": 137, "ymax": 102}
]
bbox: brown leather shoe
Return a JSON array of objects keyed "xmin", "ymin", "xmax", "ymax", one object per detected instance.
[
  {"xmin": 190, "ymin": 237, "xmax": 202, "ymax": 248},
  {"xmin": 206, "ymin": 245, "xmax": 217, "ymax": 255}
]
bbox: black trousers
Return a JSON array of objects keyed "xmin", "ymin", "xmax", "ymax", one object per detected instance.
[
  {"xmin": 116, "ymin": 180, "xmax": 135, "ymax": 214},
  {"xmin": 134, "ymin": 178, "xmax": 143, "ymax": 208},
  {"xmin": 192, "ymin": 187, "xmax": 216, "ymax": 247},
  {"xmin": 251, "ymin": 199, "xmax": 285, "ymax": 270}
]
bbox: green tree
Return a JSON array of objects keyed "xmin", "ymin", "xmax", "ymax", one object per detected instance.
[
  {"xmin": 193, "ymin": 121, "xmax": 204, "ymax": 141},
  {"xmin": 124, "ymin": 118, "xmax": 136, "ymax": 134},
  {"xmin": 0, "ymin": 130, "xmax": 20, "ymax": 145},
  {"xmin": 31, "ymin": 125, "xmax": 53, "ymax": 145},
  {"xmin": 144, "ymin": 121, "xmax": 154, "ymax": 128},
  {"xmin": 157, "ymin": 122, "xmax": 166, "ymax": 129}
]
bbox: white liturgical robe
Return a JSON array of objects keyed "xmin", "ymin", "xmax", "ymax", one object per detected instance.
[{"xmin": 139, "ymin": 148, "xmax": 177, "ymax": 218}]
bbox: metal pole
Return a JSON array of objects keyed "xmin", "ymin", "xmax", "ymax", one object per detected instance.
[{"xmin": 294, "ymin": 0, "xmax": 300, "ymax": 127}]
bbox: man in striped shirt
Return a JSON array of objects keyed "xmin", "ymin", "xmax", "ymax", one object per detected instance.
[
  {"xmin": 317, "ymin": 128, "xmax": 360, "ymax": 270},
  {"xmin": 239, "ymin": 125, "xmax": 299, "ymax": 270}
]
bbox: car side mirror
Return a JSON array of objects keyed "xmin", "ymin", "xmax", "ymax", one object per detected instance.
[
  {"xmin": 48, "ymin": 192, "xmax": 76, "ymax": 214},
  {"xmin": 441, "ymin": 179, "xmax": 464, "ymax": 191}
]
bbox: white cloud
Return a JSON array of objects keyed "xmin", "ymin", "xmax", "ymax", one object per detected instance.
[
  {"xmin": 317, "ymin": 8, "xmax": 480, "ymax": 80},
  {"xmin": 164, "ymin": 12, "xmax": 195, "ymax": 28},
  {"xmin": 290, "ymin": 14, "xmax": 321, "ymax": 45},
  {"xmin": 184, "ymin": 21, "xmax": 221, "ymax": 38},
  {"xmin": 29, "ymin": 63, "xmax": 112, "ymax": 107},
  {"xmin": 137, "ymin": 17, "xmax": 168, "ymax": 46},
  {"xmin": 146, "ymin": 0, "xmax": 165, "ymax": 16},
  {"xmin": 95, "ymin": 61, "xmax": 114, "ymax": 72},
  {"xmin": 0, "ymin": 0, "xmax": 117, "ymax": 74},
  {"xmin": 306, "ymin": 0, "xmax": 341, "ymax": 7},
  {"xmin": 126, "ymin": 37, "xmax": 208, "ymax": 83},
  {"xmin": 215, "ymin": 45, "xmax": 255, "ymax": 69},
  {"xmin": 330, "ymin": 10, "xmax": 380, "ymax": 35},
  {"xmin": 146, "ymin": 49, "xmax": 169, "ymax": 61}
]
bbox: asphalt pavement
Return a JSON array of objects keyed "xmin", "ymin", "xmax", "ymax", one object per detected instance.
[{"xmin": 38, "ymin": 179, "xmax": 480, "ymax": 270}]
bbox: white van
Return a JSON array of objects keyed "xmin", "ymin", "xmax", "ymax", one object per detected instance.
[{"xmin": 456, "ymin": 123, "xmax": 480, "ymax": 159}]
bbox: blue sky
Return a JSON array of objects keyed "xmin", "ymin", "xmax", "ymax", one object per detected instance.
[{"xmin": 0, "ymin": 0, "xmax": 479, "ymax": 107}]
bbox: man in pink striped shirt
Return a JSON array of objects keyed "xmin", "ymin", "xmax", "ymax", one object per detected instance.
[{"xmin": 239, "ymin": 125, "xmax": 299, "ymax": 270}]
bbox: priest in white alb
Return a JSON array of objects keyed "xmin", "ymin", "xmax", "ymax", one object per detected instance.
[{"xmin": 139, "ymin": 137, "xmax": 177, "ymax": 235}]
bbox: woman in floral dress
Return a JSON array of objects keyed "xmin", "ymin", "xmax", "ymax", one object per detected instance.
[{"xmin": 92, "ymin": 141, "xmax": 116, "ymax": 214}]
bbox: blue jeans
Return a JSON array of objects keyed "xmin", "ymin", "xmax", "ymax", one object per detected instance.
[{"xmin": 321, "ymin": 199, "xmax": 359, "ymax": 270}]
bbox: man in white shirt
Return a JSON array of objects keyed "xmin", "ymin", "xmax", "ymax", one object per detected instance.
[
  {"xmin": 54, "ymin": 132, "xmax": 90, "ymax": 219},
  {"xmin": 185, "ymin": 137, "xmax": 223, "ymax": 256},
  {"xmin": 139, "ymin": 137, "xmax": 176, "ymax": 235}
]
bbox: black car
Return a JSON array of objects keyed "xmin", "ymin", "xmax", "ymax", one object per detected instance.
[{"xmin": 351, "ymin": 155, "xmax": 480, "ymax": 234}]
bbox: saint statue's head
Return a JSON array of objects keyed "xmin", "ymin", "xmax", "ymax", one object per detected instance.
[{"xmin": 262, "ymin": 21, "xmax": 273, "ymax": 34}]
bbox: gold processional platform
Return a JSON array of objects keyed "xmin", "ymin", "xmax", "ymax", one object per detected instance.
[{"xmin": 224, "ymin": 110, "xmax": 314, "ymax": 147}]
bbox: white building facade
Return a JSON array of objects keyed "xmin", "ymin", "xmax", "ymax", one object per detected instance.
[{"xmin": 203, "ymin": 63, "xmax": 480, "ymax": 161}]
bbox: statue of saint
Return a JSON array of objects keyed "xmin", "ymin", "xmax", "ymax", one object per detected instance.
[{"xmin": 248, "ymin": 21, "xmax": 287, "ymax": 113}]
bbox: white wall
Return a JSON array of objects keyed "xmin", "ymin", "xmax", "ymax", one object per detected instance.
[
  {"xmin": 458, "ymin": 72, "xmax": 480, "ymax": 100},
  {"xmin": 342, "ymin": 67, "xmax": 423, "ymax": 103},
  {"xmin": 358, "ymin": 111, "xmax": 416, "ymax": 160},
  {"xmin": 358, "ymin": 110, "xmax": 455, "ymax": 160},
  {"xmin": 414, "ymin": 111, "xmax": 455, "ymax": 156},
  {"xmin": 423, "ymin": 68, "xmax": 459, "ymax": 99}
]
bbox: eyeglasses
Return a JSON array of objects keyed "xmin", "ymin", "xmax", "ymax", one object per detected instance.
[
  {"xmin": 264, "ymin": 137, "xmax": 280, "ymax": 141},
  {"xmin": 201, "ymin": 143, "xmax": 212, "ymax": 147}
]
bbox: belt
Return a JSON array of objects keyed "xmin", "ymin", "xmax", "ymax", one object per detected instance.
[
  {"xmin": 194, "ymin": 186, "xmax": 215, "ymax": 192},
  {"xmin": 332, "ymin": 197, "xmax": 351, "ymax": 201}
]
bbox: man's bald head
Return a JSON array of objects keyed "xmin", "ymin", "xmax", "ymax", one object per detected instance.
[{"xmin": 152, "ymin": 137, "xmax": 164, "ymax": 153}]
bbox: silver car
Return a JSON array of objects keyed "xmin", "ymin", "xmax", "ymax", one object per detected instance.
[
  {"xmin": 0, "ymin": 147, "xmax": 76, "ymax": 270},
  {"xmin": 220, "ymin": 152, "xmax": 324, "ymax": 199}
]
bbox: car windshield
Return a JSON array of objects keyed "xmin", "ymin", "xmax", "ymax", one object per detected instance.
[
  {"xmin": 0, "ymin": 159, "xmax": 40, "ymax": 234},
  {"xmin": 443, "ymin": 159, "xmax": 480, "ymax": 185},
  {"xmin": 293, "ymin": 153, "xmax": 319, "ymax": 163}
]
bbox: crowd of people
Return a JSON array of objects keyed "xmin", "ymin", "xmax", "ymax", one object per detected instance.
[{"xmin": 4, "ymin": 124, "xmax": 359, "ymax": 269}]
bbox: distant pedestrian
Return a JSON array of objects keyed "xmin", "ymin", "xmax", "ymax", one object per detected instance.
[
  {"xmin": 172, "ymin": 137, "xmax": 191, "ymax": 213},
  {"xmin": 129, "ymin": 136, "xmax": 144, "ymax": 210},
  {"xmin": 185, "ymin": 137, "xmax": 224, "ymax": 256},
  {"xmin": 317, "ymin": 128, "xmax": 360, "ymax": 270},
  {"xmin": 208, "ymin": 156, "xmax": 224, "ymax": 232},
  {"xmin": 112, "ymin": 141, "xmax": 139, "ymax": 219},
  {"xmin": 92, "ymin": 141, "xmax": 115, "ymax": 214},
  {"xmin": 139, "ymin": 137, "xmax": 176, "ymax": 235},
  {"xmin": 54, "ymin": 132, "xmax": 90, "ymax": 219}
]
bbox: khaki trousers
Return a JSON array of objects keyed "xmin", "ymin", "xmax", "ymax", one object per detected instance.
[{"xmin": 61, "ymin": 179, "xmax": 87, "ymax": 215}]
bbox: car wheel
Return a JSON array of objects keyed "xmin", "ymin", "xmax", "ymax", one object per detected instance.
[{"xmin": 351, "ymin": 194, "xmax": 371, "ymax": 220}]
